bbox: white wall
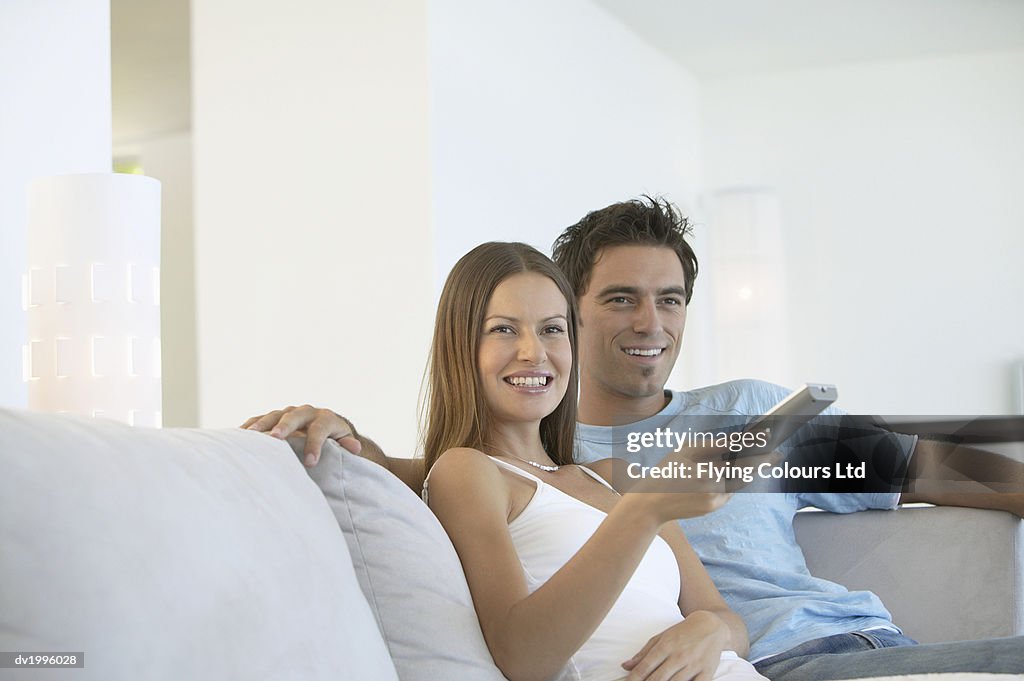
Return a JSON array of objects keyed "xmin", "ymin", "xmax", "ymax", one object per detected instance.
[
  {"xmin": 115, "ymin": 132, "xmax": 198, "ymax": 427},
  {"xmin": 191, "ymin": 0, "xmax": 433, "ymax": 455},
  {"xmin": 201, "ymin": 2, "xmax": 1020, "ymax": 450},
  {"xmin": 0, "ymin": 0, "xmax": 112, "ymax": 409},
  {"xmin": 429, "ymin": 0, "xmax": 706, "ymax": 388},
  {"xmin": 702, "ymin": 50, "xmax": 1024, "ymax": 414},
  {"xmin": 190, "ymin": 0, "xmax": 705, "ymax": 455}
]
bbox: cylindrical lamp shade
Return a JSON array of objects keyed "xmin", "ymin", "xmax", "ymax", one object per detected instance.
[
  {"xmin": 24, "ymin": 173, "xmax": 162, "ymax": 426},
  {"xmin": 705, "ymin": 188, "xmax": 792, "ymax": 383}
]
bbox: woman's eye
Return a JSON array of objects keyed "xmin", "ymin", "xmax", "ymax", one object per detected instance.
[
  {"xmin": 544, "ymin": 325, "xmax": 566, "ymax": 334},
  {"xmin": 489, "ymin": 325, "xmax": 514, "ymax": 334}
]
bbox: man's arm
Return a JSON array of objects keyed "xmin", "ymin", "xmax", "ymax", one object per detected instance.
[
  {"xmin": 386, "ymin": 456, "xmax": 427, "ymax": 493},
  {"xmin": 901, "ymin": 438, "xmax": 1024, "ymax": 517},
  {"xmin": 241, "ymin": 405, "xmax": 426, "ymax": 493},
  {"xmin": 339, "ymin": 429, "xmax": 427, "ymax": 493}
]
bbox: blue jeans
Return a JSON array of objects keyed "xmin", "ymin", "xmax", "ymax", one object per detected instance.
[{"xmin": 753, "ymin": 629, "xmax": 1024, "ymax": 680}]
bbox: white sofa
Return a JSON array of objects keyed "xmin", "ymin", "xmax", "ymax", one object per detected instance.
[{"xmin": 1, "ymin": 408, "xmax": 1021, "ymax": 681}]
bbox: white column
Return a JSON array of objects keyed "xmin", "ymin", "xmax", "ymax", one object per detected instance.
[
  {"xmin": 0, "ymin": 0, "xmax": 112, "ymax": 409},
  {"xmin": 192, "ymin": 0, "xmax": 433, "ymax": 455}
]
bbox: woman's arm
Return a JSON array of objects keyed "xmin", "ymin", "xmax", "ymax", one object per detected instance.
[
  {"xmin": 586, "ymin": 458, "xmax": 747, "ymax": 654},
  {"xmin": 428, "ymin": 448, "xmax": 730, "ymax": 681},
  {"xmin": 667, "ymin": 521, "xmax": 748, "ymax": 656},
  {"xmin": 586, "ymin": 458, "xmax": 749, "ymax": 680},
  {"xmin": 615, "ymin": 522, "xmax": 748, "ymax": 680}
]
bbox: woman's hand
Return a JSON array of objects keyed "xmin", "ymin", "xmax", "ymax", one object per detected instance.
[
  {"xmin": 621, "ymin": 611, "xmax": 730, "ymax": 681},
  {"xmin": 618, "ymin": 445, "xmax": 776, "ymax": 524},
  {"xmin": 241, "ymin": 405, "xmax": 361, "ymax": 465}
]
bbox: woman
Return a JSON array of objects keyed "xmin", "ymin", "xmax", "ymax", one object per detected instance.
[{"xmin": 421, "ymin": 241, "xmax": 765, "ymax": 681}]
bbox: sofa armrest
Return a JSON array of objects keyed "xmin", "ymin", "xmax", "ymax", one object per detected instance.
[{"xmin": 794, "ymin": 505, "xmax": 1023, "ymax": 644}]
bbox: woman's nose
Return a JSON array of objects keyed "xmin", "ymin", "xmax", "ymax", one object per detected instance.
[{"xmin": 517, "ymin": 332, "xmax": 546, "ymax": 364}]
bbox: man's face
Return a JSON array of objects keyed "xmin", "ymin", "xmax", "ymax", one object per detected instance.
[{"xmin": 576, "ymin": 245, "xmax": 687, "ymax": 403}]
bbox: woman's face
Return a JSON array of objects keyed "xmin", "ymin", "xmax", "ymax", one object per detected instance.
[{"xmin": 477, "ymin": 272, "xmax": 572, "ymax": 429}]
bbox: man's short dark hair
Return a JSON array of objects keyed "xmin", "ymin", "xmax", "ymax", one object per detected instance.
[{"xmin": 552, "ymin": 195, "xmax": 698, "ymax": 303}]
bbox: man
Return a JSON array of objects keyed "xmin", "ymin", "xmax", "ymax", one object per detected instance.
[
  {"xmin": 547, "ymin": 197, "xmax": 1023, "ymax": 679},
  {"xmin": 244, "ymin": 196, "xmax": 1024, "ymax": 679}
]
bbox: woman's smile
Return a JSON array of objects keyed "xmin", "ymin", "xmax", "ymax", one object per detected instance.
[{"xmin": 503, "ymin": 371, "xmax": 554, "ymax": 391}]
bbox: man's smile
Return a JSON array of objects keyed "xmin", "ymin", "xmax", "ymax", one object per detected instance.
[{"xmin": 622, "ymin": 346, "xmax": 666, "ymax": 360}]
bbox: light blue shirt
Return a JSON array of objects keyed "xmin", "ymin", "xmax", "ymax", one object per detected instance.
[{"xmin": 575, "ymin": 379, "xmax": 917, "ymax": 662}]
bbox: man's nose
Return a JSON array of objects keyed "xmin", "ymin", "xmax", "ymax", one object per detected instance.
[{"xmin": 632, "ymin": 298, "xmax": 661, "ymax": 335}]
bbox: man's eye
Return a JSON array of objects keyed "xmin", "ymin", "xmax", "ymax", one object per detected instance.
[
  {"xmin": 661, "ymin": 298, "xmax": 683, "ymax": 306},
  {"xmin": 607, "ymin": 297, "xmax": 630, "ymax": 304}
]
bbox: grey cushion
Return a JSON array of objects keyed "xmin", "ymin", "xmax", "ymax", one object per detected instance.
[
  {"xmin": 796, "ymin": 506, "xmax": 1024, "ymax": 643},
  {"xmin": 295, "ymin": 438, "xmax": 507, "ymax": 681}
]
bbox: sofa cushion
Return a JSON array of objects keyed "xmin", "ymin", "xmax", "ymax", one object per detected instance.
[
  {"xmin": 0, "ymin": 409, "xmax": 398, "ymax": 681},
  {"xmin": 296, "ymin": 438, "xmax": 507, "ymax": 681}
]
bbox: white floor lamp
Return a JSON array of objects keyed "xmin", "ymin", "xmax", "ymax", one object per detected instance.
[
  {"xmin": 704, "ymin": 187, "xmax": 792, "ymax": 385},
  {"xmin": 24, "ymin": 173, "xmax": 162, "ymax": 426}
]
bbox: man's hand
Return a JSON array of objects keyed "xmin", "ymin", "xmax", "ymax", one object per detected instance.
[
  {"xmin": 621, "ymin": 611, "xmax": 730, "ymax": 681},
  {"xmin": 241, "ymin": 405, "xmax": 362, "ymax": 466}
]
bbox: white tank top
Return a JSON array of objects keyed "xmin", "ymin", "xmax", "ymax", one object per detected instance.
[{"xmin": 485, "ymin": 457, "xmax": 684, "ymax": 681}]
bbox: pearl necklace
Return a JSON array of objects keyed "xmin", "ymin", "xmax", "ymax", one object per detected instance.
[{"xmin": 486, "ymin": 445, "xmax": 561, "ymax": 472}]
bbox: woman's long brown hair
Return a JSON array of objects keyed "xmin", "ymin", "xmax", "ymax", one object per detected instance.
[{"xmin": 421, "ymin": 242, "xmax": 579, "ymax": 473}]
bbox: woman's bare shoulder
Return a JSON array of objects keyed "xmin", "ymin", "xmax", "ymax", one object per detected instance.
[
  {"xmin": 428, "ymin": 448, "xmax": 507, "ymax": 499},
  {"xmin": 432, "ymin": 447, "xmax": 493, "ymax": 474},
  {"xmin": 426, "ymin": 448, "xmax": 516, "ymax": 546}
]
